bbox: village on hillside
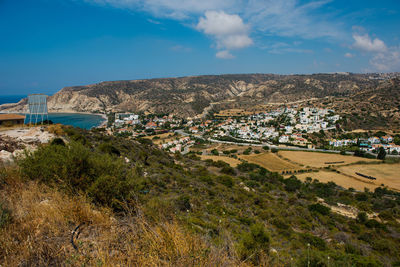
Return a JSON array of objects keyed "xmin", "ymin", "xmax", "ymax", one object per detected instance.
[{"xmin": 107, "ymin": 107, "xmax": 400, "ymax": 156}]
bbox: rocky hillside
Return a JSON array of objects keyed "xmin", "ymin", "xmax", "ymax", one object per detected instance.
[{"xmin": 1, "ymin": 73, "xmax": 399, "ymax": 122}]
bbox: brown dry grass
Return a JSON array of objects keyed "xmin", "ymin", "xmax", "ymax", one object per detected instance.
[
  {"xmin": 215, "ymin": 109, "xmax": 254, "ymax": 117},
  {"xmin": 239, "ymin": 152, "xmax": 300, "ymax": 172},
  {"xmin": 338, "ymin": 163, "xmax": 400, "ymax": 191},
  {"xmin": 143, "ymin": 133, "xmax": 178, "ymax": 145},
  {"xmin": 46, "ymin": 124, "xmax": 65, "ymax": 136},
  {"xmin": 200, "ymin": 155, "xmax": 242, "ymax": 167},
  {"xmin": 0, "ymin": 168, "xmax": 249, "ymax": 266},
  {"xmin": 278, "ymin": 151, "xmax": 379, "ymax": 168},
  {"xmin": 294, "ymin": 171, "xmax": 377, "ymax": 191}
]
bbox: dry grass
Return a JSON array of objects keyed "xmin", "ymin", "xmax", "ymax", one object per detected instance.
[
  {"xmin": 46, "ymin": 124, "xmax": 65, "ymax": 136},
  {"xmin": 215, "ymin": 109, "xmax": 254, "ymax": 117},
  {"xmin": 0, "ymin": 168, "xmax": 250, "ymax": 266},
  {"xmin": 239, "ymin": 152, "xmax": 300, "ymax": 172},
  {"xmin": 143, "ymin": 133, "xmax": 178, "ymax": 145},
  {"xmin": 200, "ymin": 155, "xmax": 242, "ymax": 167},
  {"xmin": 294, "ymin": 171, "xmax": 377, "ymax": 191},
  {"xmin": 278, "ymin": 151, "xmax": 379, "ymax": 168},
  {"xmin": 338, "ymin": 163, "xmax": 400, "ymax": 191}
]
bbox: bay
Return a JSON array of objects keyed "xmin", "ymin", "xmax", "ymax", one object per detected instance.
[{"xmin": 0, "ymin": 95, "xmax": 106, "ymax": 129}]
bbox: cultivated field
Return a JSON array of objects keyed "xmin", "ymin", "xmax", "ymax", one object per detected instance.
[
  {"xmin": 278, "ymin": 151, "xmax": 379, "ymax": 168},
  {"xmin": 144, "ymin": 133, "xmax": 178, "ymax": 145},
  {"xmin": 200, "ymin": 155, "xmax": 242, "ymax": 167},
  {"xmin": 338, "ymin": 164, "xmax": 400, "ymax": 191},
  {"xmin": 239, "ymin": 152, "xmax": 301, "ymax": 172},
  {"xmin": 294, "ymin": 171, "xmax": 377, "ymax": 191}
]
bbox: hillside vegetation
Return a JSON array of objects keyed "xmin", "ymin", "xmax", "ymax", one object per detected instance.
[{"xmin": 1, "ymin": 126, "xmax": 400, "ymax": 266}]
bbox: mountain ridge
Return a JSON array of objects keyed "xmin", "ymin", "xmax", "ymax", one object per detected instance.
[{"xmin": 1, "ymin": 73, "xmax": 399, "ymax": 127}]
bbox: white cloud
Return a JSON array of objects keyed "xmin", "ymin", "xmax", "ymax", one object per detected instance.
[
  {"xmin": 84, "ymin": 0, "xmax": 344, "ymax": 39},
  {"xmin": 196, "ymin": 11, "xmax": 248, "ymax": 37},
  {"xmin": 344, "ymin": 52, "xmax": 354, "ymax": 58},
  {"xmin": 216, "ymin": 50, "xmax": 234, "ymax": 59},
  {"xmin": 351, "ymin": 32, "xmax": 399, "ymax": 71},
  {"xmin": 352, "ymin": 33, "xmax": 387, "ymax": 53},
  {"xmin": 261, "ymin": 42, "xmax": 313, "ymax": 54},
  {"xmin": 196, "ymin": 11, "xmax": 253, "ymax": 57},
  {"xmin": 84, "ymin": 0, "xmax": 238, "ymax": 19},
  {"xmin": 369, "ymin": 47, "xmax": 400, "ymax": 71}
]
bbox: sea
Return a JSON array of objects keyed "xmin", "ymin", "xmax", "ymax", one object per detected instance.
[{"xmin": 0, "ymin": 95, "xmax": 106, "ymax": 129}]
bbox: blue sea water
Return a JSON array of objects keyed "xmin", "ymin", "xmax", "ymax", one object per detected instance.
[
  {"xmin": 46, "ymin": 113, "xmax": 106, "ymax": 129},
  {"xmin": 0, "ymin": 95, "xmax": 25, "ymax": 105},
  {"xmin": 0, "ymin": 95, "xmax": 106, "ymax": 129}
]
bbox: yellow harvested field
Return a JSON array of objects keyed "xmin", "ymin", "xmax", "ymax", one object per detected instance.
[
  {"xmin": 144, "ymin": 133, "xmax": 178, "ymax": 145},
  {"xmin": 295, "ymin": 171, "xmax": 377, "ymax": 191},
  {"xmin": 338, "ymin": 164, "xmax": 400, "ymax": 191},
  {"xmin": 200, "ymin": 155, "xmax": 242, "ymax": 167},
  {"xmin": 278, "ymin": 151, "xmax": 379, "ymax": 168},
  {"xmin": 239, "ymin": 152, "xmax": 300, "ymax": 172}
]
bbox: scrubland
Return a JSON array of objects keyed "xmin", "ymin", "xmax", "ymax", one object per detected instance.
[{"xmin": 1, "ymin": 126, "xmax": 400, "ymax": 266}]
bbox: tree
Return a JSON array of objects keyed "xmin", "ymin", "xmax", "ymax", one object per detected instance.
[
  {"xmin": 377, "ymin": 147, "xmax": 386, "ymax": 160},
  {"xmin": 211, "ymin": 149, "xmax": 219, "ymax": 156},
  {"xmin": 357, "ymin": 211, "xmax": 368, "ymax": 224}
]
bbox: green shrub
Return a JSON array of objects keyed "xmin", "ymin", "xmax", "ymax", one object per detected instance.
[
  {"xmin": 237, "ymin": 162, "xmax": 259, "ymax": 172},
  {"xmin": 0, "ymin": 203, "xmax": 11, "ymax": 228},
  {"xmin": 88, "ymin": 174, "xmax": 125, "ymax": 209},
  {"xmin": 238, "ymin": 223, "xmax": 270, "ymax": 263},
  {"xmin": 98, "ymin": 142, "xmax": 120, "ymax": 156},
  {"xmin": 19, "ymin": 141, "xmax": 129, "ymax": 207},
  {"xmin": 356, "ymin": 211, "xmax": 368, "ymax": 224},
  {"xmin": 365, "ymin": 219, "xmax": 385, "ymax": 229},
  {"xmin": 217, "ymin": 175, "xmax": 234, "ymax": 188},
  {"xmin": 271, "ymin": 148, "xmax": 278, "ymax": 153},
  {"xmin": 355, "ymin": 193, "xmax": 368, "ymax": 201},
  {"xmin": 284, "ymin": 176, "xmax": 302, "ymax": 192},
  {"xmin": 211, "ymin": 149, "xmax": 219, "ymax": 156},
  {"xmin": 221, "ymin": 166, "xmax": 236, "ymax": 176},
  {"xmin": 271, "ymin": 217, "xmax": 290, "ymax": 230},
  {"xmin": 300, "ymin": 233, "xmax": 327, "ymax": 250},
  {"xmin": 175, "ymin": 195, "xmax": 191, "ymax": 211},
  {"xmin": 50, "ymin": 137, "xmax": 65, "ymax": 146},
  {"xmin": 308, "ymin": 203, "xmax": 330, "ymax": 216}
]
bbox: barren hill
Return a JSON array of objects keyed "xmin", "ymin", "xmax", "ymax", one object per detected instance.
[{"xmin": 1, "ymin": 73, "xmax": 399, "ymax": 128}]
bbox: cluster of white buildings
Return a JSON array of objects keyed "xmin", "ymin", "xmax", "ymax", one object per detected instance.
[
  {"xmin": 329, "ymin": 135, "xmax": 400, "ymax": 154},
  {"xmin": 295, "ymin": 107, "xmax": 338, "ymax": 133},
  {"xmin": 114, "ymin": 113, "xmax": 140, "ymax": 128},
  {"xmin": 159, "ymin": 136, "xmax": 194, "ymax": 153},
  {"xmin": 209, "ymin": 107, "xmax": 339, "ymax": 145}
]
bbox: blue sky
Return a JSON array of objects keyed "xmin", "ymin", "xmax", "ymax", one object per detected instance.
[{"xmin": 0, "ymin": 0, "xmax": 399, "ymax": 95}]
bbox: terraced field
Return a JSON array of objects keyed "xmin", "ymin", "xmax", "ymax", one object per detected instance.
[
  {"xmin": 278, "ymin": 151, "xmax": 379, "ymax": 168},
  {"xmin": 338, "ymin": 164, "xmax": 400, "ymax": 191},
  {"xmin": 239, "ymin": 152, "xmax": 301, "ymax": 172},
  {"xmin": 294, "ymin": 171, "xmax": 377, "ymax": 191}
]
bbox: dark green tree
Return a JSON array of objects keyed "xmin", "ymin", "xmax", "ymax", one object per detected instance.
[{"xmin": 377, "ymin": 147, "xmax": 386, "ymax": 160}]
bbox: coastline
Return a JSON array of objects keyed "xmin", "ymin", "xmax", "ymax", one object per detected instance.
[
  {"xmin": 47, "ymin": 111, "xmax": 108, "ymax": 128},
  {"xmin": 0, "ymin": 109, "xmax": 108, "ymax": 129}
]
